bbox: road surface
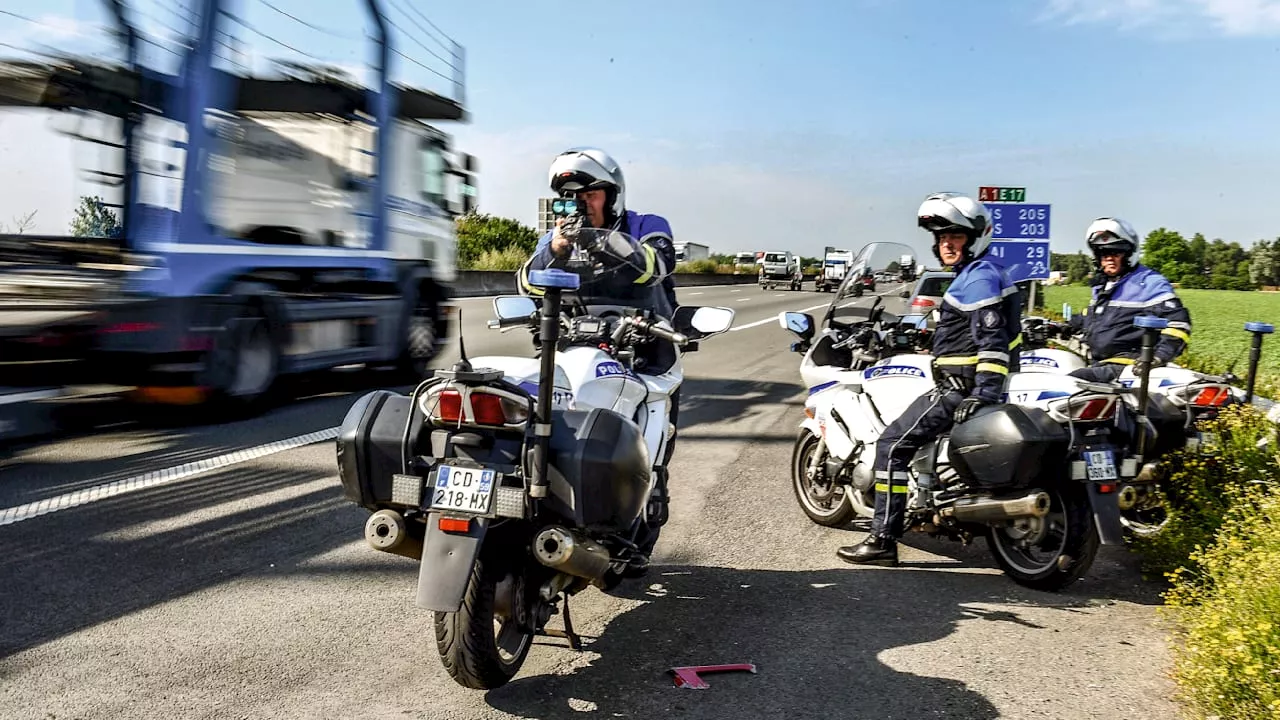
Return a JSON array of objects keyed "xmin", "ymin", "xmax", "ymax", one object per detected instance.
[{"xmin": 0, "ymin": 282, "xmax": 1178, "ymax": 720}]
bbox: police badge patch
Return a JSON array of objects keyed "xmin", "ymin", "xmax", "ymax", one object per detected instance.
[{"xmin": 982, "ymin": 309, "xmax": 1001, "ymax": 328}]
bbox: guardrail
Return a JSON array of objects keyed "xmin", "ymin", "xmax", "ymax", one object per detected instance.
[{"xmin": 450, "ymin": 270, "xmax": 759, "ymax": 298}]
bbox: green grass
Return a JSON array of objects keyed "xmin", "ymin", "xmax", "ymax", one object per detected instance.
[{"xmin": 1043, "ymin": 285, "xmax": 1280, "ymax": 397}]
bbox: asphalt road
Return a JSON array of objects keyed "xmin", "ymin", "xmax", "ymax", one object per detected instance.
[{"xmin": 0, "ymin": 282, "xmax": 1178, "ymax": 720}]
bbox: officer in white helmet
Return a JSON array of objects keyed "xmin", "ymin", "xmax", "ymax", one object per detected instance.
[
  {"xmin": 1067, "ymin": 217, "xmax": 1192, "ymax": 382},
  {"xmin": 518, "ymin": 147, "xmax": 678, "ymax": 578},
  {"xmin": 519, "ymin": 147, "xmax": 677, "ymax": 316},
  {"xmin": 839, "ymin": 192, "xmax": 1023, "ymax": 567}
]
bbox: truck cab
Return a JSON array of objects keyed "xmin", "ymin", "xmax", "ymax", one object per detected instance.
[{"xmin": 814, "ymin": 249, "xmax": 853, "ymax": 292}]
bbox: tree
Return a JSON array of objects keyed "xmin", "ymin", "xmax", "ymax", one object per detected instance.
[
  {"xmin": 1250, "ymin": 239, "xmax": 1280, "ymax": 288},
  {"xmin": 0, "ymin": 209, "xmax": 37, "ymax": 234},
  {"xmin": 1142, "ymin": 228, "xmax": 1195, "ymax": 283},
  {"xmin": 69, "ymin": 196, "xmax": 122, "ymax": 238},
  {"xmin": 454, "ymin": 212, "xmax": 539, "ymax": 269}
]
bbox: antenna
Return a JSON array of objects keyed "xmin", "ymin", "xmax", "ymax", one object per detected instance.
[{"xmin": 452, "ymin": 307, "xmax": 473, "ymax": 372}]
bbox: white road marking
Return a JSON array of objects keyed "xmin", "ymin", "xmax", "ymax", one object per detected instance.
[
  {"xmin": 688, "ymin": 292, "xmax": 704, "ymax": 296},
  {"xmin": 729, "ymin": 302, "xmax": 832, "ymax": 332},
  {"xmin": 736, "ymin": 298, "xmax": 751, "ymax": 302},
  {"xmin": 0, "ymin": 427, "xmax": 340, "ymax": 527}
]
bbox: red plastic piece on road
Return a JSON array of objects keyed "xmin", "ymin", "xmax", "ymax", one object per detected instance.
[{"xmin": 669, "ymin": 663, "xmax": 758, "ymax": 689}]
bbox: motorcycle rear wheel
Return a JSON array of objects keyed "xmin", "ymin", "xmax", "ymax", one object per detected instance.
[
  {"xmin": 985, "ymin": 483, "xmax": 1099, "ymax": 593},
  {"xmin": 433, "ymin": 553, "xmax": 534, "ymax": 689},
  {"xmin": 791, "ymin": 430, "xmax": 857, "ymax": 527}
]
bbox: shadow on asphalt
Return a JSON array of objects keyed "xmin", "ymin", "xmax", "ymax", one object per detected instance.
[
  {"xmin": 482, "ymin": 562, "xmax": 1139, "ymax": 720},
  {"xmin": 0, "ymin": 462, "xmax": 362, "ymax": 660}
]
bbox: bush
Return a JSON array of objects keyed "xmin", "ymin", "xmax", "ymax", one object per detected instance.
[
  {"xmin": 468, "ymin": 244, "xmax": 529, "ymax": 272},
  {"xmin": 1149, "ymin": 405, "xmax": 1280, "ymax": 719},
  {"xmin": 675, "ymin": 259, "xmax": 719, "ymax": 274}
]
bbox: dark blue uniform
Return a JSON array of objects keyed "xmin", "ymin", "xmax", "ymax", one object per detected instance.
[
  {"xmin": 1070, "ymin": 264, "xmax": 1191, "ymax": 382},
  {"xmin": 518, "ymin": 210, "xmax": 673, "ymax": 318},
  {"xmin": 870, "ymin": 256, "xmax": 1022, "ymax": 539}
]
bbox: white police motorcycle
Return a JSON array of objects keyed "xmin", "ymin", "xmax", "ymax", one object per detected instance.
[
  {"xmin": 1016, "ymin": 313, "xmax": 1275, "ymax": 536},
  {"xmin": 778, "ymin": 243, "xmax": 1136, "ymax": 591},
  {"xmin": 334, "ymin": 227, "xmax": 734, "ymax": 689}
]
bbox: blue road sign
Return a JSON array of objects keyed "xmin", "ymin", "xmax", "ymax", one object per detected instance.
[
  {"xmin": 988, "ymin": 240, "xmax": 1051, "ymax": 282},
  {"xmin": 986, "ymin": 203, "xmax": 1051, "ymax": 240}
]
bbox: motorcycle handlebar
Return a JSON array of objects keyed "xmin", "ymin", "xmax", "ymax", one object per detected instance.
[{"xmin": 628, "ymin": 315, "xmax": 688, "ymax": 347}]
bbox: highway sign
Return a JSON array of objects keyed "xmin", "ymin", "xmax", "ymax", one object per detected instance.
[
  {"xmin": 986, "ymin": 203, "xmax": 1051, "ymax": 240},
  {"xmin": 987, "ymin": 240, "xmax": 1051, "ymax": 282},
  {"xmin": 979, "ymin": 186, "xmax": 1026, "ymax": 203}
]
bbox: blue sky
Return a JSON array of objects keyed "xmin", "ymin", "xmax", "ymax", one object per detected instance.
[{"xmin": 2, "ymin": 0, "xmax": 1279, "ymax": 259}]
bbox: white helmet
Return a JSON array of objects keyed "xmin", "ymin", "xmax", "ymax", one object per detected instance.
[
  {"xmin": 1085, "ymin": 217, "xmax": 1140, "ymax": 264},
  {"xmin": 917, "ymin": 192, "xmax": 994, "ymax": 258},
  {"xmin": 548, "ymin": 147, "xmax": 626, "ymax": 220}
]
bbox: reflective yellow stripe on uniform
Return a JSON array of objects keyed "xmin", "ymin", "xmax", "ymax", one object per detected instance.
[
  {"xmin": 976, "ymin": 362, "xmax": 1009, "ymax": 375},
  {"xmin": 875, "ymin": 483, "xmax": 911, "ymax": 494},
  {"xmin": 1102, "ymin": 357, "xmax": 1135, "ymax": 365},
  {"xmin": 633, "ymin": 244, "xmax": 657, "ymax": 284},
  {"xmin": 1009, "ymin": 333, "xmax": 1023, "ymax": 350},
  {"xmin": 1162, "ymin": 327, "xmax": 1190, "ymax": 343},
  {"xmin": 519, "ymin": 263, "xmax": 545, "ymax": 296},
  {"xmin": 935, "ymin": 356, "xmax": 978, "ymax": 366}
]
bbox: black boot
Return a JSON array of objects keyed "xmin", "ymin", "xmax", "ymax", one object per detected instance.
[{"xmin": 837, "ymin": 535, "xmax": 899, "ymax": 567}]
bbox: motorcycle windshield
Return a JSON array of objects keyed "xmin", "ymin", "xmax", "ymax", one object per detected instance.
[{"xmin": 826, "ymin": 241, "xmax": 922, "ymax": 326}]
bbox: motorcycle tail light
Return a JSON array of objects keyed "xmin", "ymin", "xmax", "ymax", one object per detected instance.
[
  {"xmin": 1190, "ymin": 385, "xmax": 1232, "ymax": 407},
  {"xmin": 421, "ymin": 387, "xmax": 528, "ymax": 427},
  {"xmin": 1050, "ymin": 394, "xmax": 1118, "ymax": 422}
]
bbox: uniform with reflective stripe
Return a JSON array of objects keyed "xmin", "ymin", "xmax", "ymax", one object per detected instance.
[
  {"xmin": 931, "ymin": 257, "xmax": 1022, "ymax": 402},
  {"xmin": 518, "ymin": 210, "xmax": 673, "ymax": 317},
  {"xmin": 1078, "ymin": 263, "xmax": 1191, "ymax": 365}
]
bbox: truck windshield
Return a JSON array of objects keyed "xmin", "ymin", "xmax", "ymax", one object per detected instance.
[{"xmin": 764, "ymin": 253, "xmax": 786, "ymax": 262}]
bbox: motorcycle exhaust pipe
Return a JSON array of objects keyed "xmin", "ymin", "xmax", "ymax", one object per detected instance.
[
  {"xmin": 944, "ymin": 491, "xmax": 1051, "ymax": 523},
  {"xmin": 1117, "ymin": 484, "xmax": 1140, "ymax": 511},
  {"xmin": 364, "ymin": 509, "xmax": 423, "ymax": 560},
  {"xmin": 533, "ymin": 526, "xmax": 612, "ymax": 582}
]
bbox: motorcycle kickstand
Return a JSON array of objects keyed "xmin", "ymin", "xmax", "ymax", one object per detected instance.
[{"xmin": 538, "ymin": 595, "xmax": 583, "ymax": 651}]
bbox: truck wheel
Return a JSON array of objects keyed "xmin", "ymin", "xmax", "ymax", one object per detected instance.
[
  {"xmin": 205, "ymin": 305, "xmax": 279, "ymax": 414},
  {"xmin": 398, "ymin": 290, "xmax": 441, "ymax": 380}
]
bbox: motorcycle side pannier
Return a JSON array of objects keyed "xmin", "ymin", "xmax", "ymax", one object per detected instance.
[
  {"xmin": 544, "ymin": 408, "xmax": 651, "ymax": 533},
  {"xmin": 337, "ymin": 390, "xmax": 419, "ymax": 511},
  {"xmin": 947, "ymin": 404, "xmax": 1069, "ymax": 489}
]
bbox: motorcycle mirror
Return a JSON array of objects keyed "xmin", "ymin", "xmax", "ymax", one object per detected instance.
[
  {"xmin": 493, "ymin": 295, "xmax": 537, "ymax": 321},
  {"xmin": 778, "ymin": 311, "xmax": 814, "ymax": 340},
  {"xmin": 674, "ymin": 305, "xmax": 736, "ymax": 339},
  {"xmin": 900, "ymin": 289, "xmax": 909, "ymax": 298}
]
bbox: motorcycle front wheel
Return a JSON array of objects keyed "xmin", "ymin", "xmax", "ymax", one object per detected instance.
[
  {"xmin": 791, "ymin": 430, "xmax": 857, "ymax": 527},
  {"xmin": 985, "ymin": 483, "xmax": 1099, "ymax": 593},
  {"xmin": 433, "ymin": 553, "xmax": 535, "ymax": 689}
]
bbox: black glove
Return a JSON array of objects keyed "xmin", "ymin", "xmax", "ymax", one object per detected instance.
[
  {"xmin": 1132, "ymin": 356, "xmax": 1165, "ymax": 379},
  {"xmin": 953, "ymin": 396, "xmax": 988, "ymax": 424}
]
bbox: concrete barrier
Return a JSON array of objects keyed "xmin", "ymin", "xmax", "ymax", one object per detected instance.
[{"xmin": 450, "ymin": 270, "xmax": 758, "ymax": 298}]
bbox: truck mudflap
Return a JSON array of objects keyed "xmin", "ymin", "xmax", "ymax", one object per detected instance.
[{"xmin": 415, "ymin": 512, "xmax": 489, "ymax": 612}]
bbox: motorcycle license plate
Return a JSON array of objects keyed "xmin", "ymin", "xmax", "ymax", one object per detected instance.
[
  {"xmin": 1084, "ymin": 450, "xmax": 1118, "ymax": 481},
  {"xmin": 429, "ymin": 465, "xmax": 496, "ymax": 514}
]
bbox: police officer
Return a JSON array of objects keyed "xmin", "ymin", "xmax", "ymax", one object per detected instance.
[
  {"xmin": 520, "ymin": 147, "xmax": 677, "ymax": 316},
  {"xmin": 518, "ymin": 146, "xmax": 677, "ymax": 577},
  {"xmin": 1067, "ymin": 218, "xmax": 1191, "ymax": 382},
  {"xmin": 839, "ymin": 192, "xmax": 1022, "ymax": 567}
]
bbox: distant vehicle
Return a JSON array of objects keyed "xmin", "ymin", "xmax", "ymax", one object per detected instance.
[
  {"xmin": 814, "ymin": 248, "xmax": 854, "ymax": 293},
  {"xmin": 674, "ymin": 241, "xmax": 711, "ymax": 263},
  {"xmin": 901, "ymin": 270, "xmax": 955, "ymax": 323},
  {"xmin": 759, "ymin": 250, "xmax": 803, "ymax": 291}
]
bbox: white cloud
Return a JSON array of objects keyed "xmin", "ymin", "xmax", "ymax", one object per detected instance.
[{"xmin": 1041, "ymin": 0, "xmax": 1280, "ymax": 36}]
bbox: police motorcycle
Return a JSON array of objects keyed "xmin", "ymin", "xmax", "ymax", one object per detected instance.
[
  {"xmin": 334, "ymin": 225, "xmax": 735, "ymax": 689},
  {"xmin": 778, "ymin": 243, "xmax": 1135, "ymax": 591},
  {"xmin": 1018, "ymin": 314, "xmax": 1276, "ymax": 536}
]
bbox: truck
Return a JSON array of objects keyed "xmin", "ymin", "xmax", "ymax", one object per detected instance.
[
  {"xmin": 898, "ymin": 253, "xmax": 917, "ymax": 282},
  {"xmin": 814, "ymin": 248, "xmax": 854, "ymax": 292},
  {"xmin": 0, "ymin": 0, "xmax": 476, "ymax": 415},
  {"xmin": 758, "ymin": 250, "xmax": 802, "ymax": 291},
  {"xmin": 673, "ymin": 241, "xmax": 710, "ymax": 263}
]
